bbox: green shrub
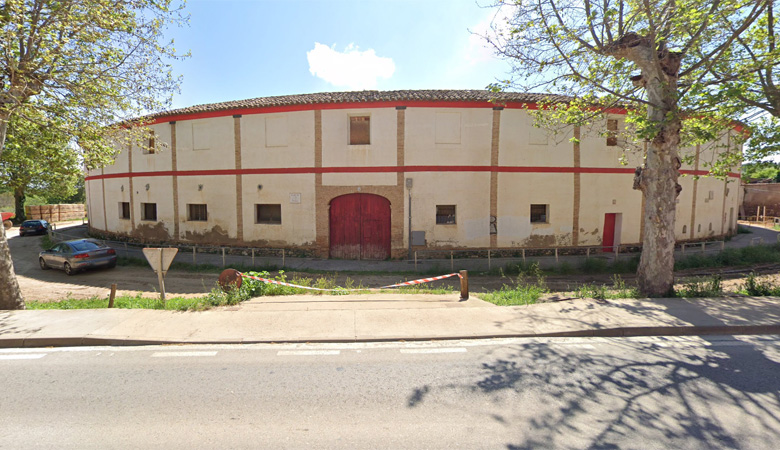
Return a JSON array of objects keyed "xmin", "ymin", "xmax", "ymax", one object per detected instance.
[
  {"xmin": 677, "ymin": 275, "xmax": 723, "ymax": 297},
  {"xmin": 741, "ymin": 272, "xmax": 780, "ymax": 296}
]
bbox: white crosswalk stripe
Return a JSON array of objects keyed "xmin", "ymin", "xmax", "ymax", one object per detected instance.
[
  {"xmin": 400, "ymin": 348, "xmax": 467, "ymax": 354},
  {"xmin": 151, "ymin": 351, "xmax": 218, "ymax": 358},
  {"xmin": 277, "ymin": 350, "xmax": 341, "ymax": 356},
  {"xmin": 0, "ymin": 353, "xmax": 47, "ymax": 360}
]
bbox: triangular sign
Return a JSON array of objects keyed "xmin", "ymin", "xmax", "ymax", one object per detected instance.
[{"xmin": 142, "ymin": 248, "xmax": 178, "ymax": 275}]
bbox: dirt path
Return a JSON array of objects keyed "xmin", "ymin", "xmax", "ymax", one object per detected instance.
[{"xmin": 7, "ymin": 224, "xmax": 780, "ymax": 302}]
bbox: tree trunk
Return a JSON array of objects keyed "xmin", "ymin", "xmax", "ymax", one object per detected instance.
[
  {"xmin": 0, "ymin": 113, "xmax": 26, "ymax": 310},
  {"xmin": 634, "ymin": 73, "xmax": 681, "ymax": 297},
  {"xmin": 14, "ymin": 188, "xmax": 26, "ymax": 222}
]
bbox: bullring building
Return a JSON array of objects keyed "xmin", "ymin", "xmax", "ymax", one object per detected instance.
[{"xmin": 85, "ymin": 90, "xmax": 741, "ymax": 259}]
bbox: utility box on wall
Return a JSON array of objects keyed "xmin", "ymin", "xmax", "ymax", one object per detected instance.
[{"xmin": 411, "ymin": 231, "xmax": 426, "ymax": 246}]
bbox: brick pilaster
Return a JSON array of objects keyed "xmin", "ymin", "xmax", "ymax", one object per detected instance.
[
  {"xmin": 314, "ymin": 110, "xmax": 326, "ymax": 257},
  {"xmin": 170, "ymin": 121, "xmax": 179, "ymax": 239},
  {"xmin": 689, "ymin": 145, "xmax": 700, "ymax": 239},
  {"xmin": 127, "ymin": 142, "xmax": 134, "ymax": 231},
  {"xmin": 572, "ymin": 126, "xmax": 581, "ymax": 246},
  {"xmin": 490, "ymin": 107, "xmax": 501, "ymax": 248},
  {"xmin": 234, "ymin": 115, "xmax": 243, "ymax": 242},
  {"xmin": 101, "ymin": 167, "xmax": 108, "ymax": 231}
]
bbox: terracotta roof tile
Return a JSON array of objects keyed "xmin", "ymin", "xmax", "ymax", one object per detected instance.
[{"xmin": 151, "ymin": 90, "xmax": 571, "ymax": 120}]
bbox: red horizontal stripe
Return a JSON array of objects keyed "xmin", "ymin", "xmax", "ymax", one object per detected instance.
[{"xmin": 85, "ymin": 166, "xmax": 740, "ymax": 181}]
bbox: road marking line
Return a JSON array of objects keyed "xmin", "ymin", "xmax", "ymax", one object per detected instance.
[
  {"xmin": 151, "ymin": 351, "xmax": 218, "ymax": 358},
  {"xmin": 400, "ymin": 348, "xmax": 467, "ymax": 354},
  {"xmin": 277, "ymin": 350, "xmax": 341, "ymax": 356},
  {"xmin": 0, "ymin": 354, "xmax": 46, "ymax": 360}
]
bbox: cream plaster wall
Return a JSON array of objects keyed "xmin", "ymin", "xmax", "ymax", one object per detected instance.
[
  {"xmin": 176, "ymin": 175, "xmax": 236, "ymax": 240},
  {"xmin": 496, "ymin": 173, "xmax": 575, "ymax": 247},
  {"xmin": 131, "ymin": 123, "xmax": 173, "ymax": 173},
  {"xmin": 409, "ymin": 172, "xmax": 491, "ymax": 248},
  {"xmin": 103, "ymin": 178, "xmax": 133, "ymax": 234},
  {"xmin": 321, "ymin": 108, "xmax": 396, "ymax": 166},
  {"xmin": 175, "ymin": 117, "xmax": 235, "ymax": 171},
  {"xmin": 241, "ymin": 174, "xmax": 317, "ymax": 245},
  {"xmin": 86, "ymin": 178, "xmax": 106, "ymax": 230},
  {"xmin": 241, "ymin": 111, "xmax": 315, "ymax": 168},
  {"xmin": 498, "ymin": 110, "xmax": 574, "ymax": 167},
  {"xmin": 101, "ymin": 141, "xmax": 129, "ymax": 175},
  {"xmin": 405, "ymin": 108, "xmax": 492, "ymax": 166},
  {"xmin": 577, "ymin": 174, "xmax": 643, "ymax": 246},
  {"xmin": 132, "ymin": 176, "xmax": 175, "ymax": 237}
]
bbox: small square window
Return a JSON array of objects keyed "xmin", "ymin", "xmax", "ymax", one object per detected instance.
[
  {"xmin": 119, "ymin": 202, "xmax": 130, "ymax": 220},
  {"xmin": 143, "ymin": 130, "xmax": 156, "ymax": 154},
  {"xmin": 187, "ymin": 204, "xmax": 208, "ymax": 221},
  {"xmin": 256, "ymin": 204, "xmax": 281, "ymax": 224},
  {"xmin": 530, "ymin": 204, "xmax": 548, "ymax": 223},
  {"xmin": 141, "ymin": 203, "xmax": 157, "ymax": 221},
  {"xmin": 349, "ymin": 116, "xmax": 370, "ymax": 145},
  {"xmin": 436, "ymin": 205, "xmax": 456, "ymax": 225},
  {"xmin": 606, "ymin": 119, "xmax": 618, "ymax": 147}
]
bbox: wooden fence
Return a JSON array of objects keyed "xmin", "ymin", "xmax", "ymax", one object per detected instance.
[{"xmin": 25, "ymin": 204, "xmax": 85, "ymax": 222}]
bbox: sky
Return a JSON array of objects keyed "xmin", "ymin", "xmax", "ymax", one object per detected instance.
[{"xmin": 164, "ymin": 0, "xmax": 515, "ymax": 110}]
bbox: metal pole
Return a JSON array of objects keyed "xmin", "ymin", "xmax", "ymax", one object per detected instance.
[
  {"xmin": 282, "ymin": 249, "xmax": 285, "ymax": 267},
  {"xmin": 488, "ymin": 250, "xmax": 491, "ymax": 270},
  {"xmin": 193, "ymin": 246, "xmax": 196, "ymax": 264},
  {"xmin": 701, "ymin": 241, "xmax": 706, "ymax": 253},
  {"xmin": 414, "ymin": 251, "xmax": 418, "ymax": 272},
  {"xmin": 252, "ymin": 248, "xmax": 255, "ymax": 267},
  {"xmin": 555, "ymin": 248, "xmax": 558, "ymax": 263},
  {"xmin": 450, "ymin": 251, "xmax": 454, "ymax": 272},
  {"xmin": 522, "ymin": 249, "xmax": 526, "ymax": 264},
  {"xmin": 158, "ymin": 250, "xmax": 166, "ymax": 307},
  {"xmin": 586, "ymin": 247, "xmax": 590, "ymax": 259},
  {"xmin": 222, "ymin": 248, "xmax": 226, "ymax": 267}
]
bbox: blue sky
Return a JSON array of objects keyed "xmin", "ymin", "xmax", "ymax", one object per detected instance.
[{"xmin": 165, "ymin": 0, "xmax": 515, "ymax": 109}]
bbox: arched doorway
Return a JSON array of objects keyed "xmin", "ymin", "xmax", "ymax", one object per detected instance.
[{"xmin": 329, "ymin": 193, "xmax": 391, "ymax": 260}]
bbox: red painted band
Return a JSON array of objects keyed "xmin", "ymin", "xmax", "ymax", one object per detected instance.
[{"xmin": 85, "ymin": 166, "xmax": 740, "ymax": 181}]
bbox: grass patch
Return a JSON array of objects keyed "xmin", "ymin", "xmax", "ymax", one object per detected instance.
[
  {"xmin": 573, "ymin": 275, "xmax": 639, "ymax": 300},
  {"xmin": 676, "ymin": 275, "xmax": 723, "ymax": 297},
  {"xmin": 27, "ymin": 292, "xmax": 222, "ymax": 311},
  {"xmin": 740, "ymin": 272, "xmax": 780, "ymax": 296},
  {"xmin": 675, "ymin": 244, "xmax": 780, "ymax": 270},
  {"xmin": 481, "ymin": 263, "xmax": 549, "ymax": 306}
]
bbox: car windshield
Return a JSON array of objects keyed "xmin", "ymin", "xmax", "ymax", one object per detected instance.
[
  {"xmin": 22, "ymin": 221, "xmax": 40, "ymax": 226},
  {"xmin": 70, "ymin": 241, "xmax": 101, "ymax": 252}
]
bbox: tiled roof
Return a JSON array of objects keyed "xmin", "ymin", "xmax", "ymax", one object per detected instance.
[{"xmin": 150, "ymin": 90, "xmax": 572, "ymax": 119}]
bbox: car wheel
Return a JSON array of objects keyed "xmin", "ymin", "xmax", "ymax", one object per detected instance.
[
  {"xmin": 64, "ymin": 262, "xmax": 75, "ymax": 276},
  {"xmin": 39, "ymin": 258, "xmax": 49, "ymax": 270},
  {"xmin": 107, "ymin": 261, "xmax": 117, "ymax": 269}
]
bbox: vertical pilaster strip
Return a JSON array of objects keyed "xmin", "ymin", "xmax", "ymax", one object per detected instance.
[
  {"xmin": 572, "ymin": 126, "xmax": 581, "ymax": 246},
  {"xmin": 234, "ymin": 115, "xmax": 243, "ymax": 242},
  {"xmin": 170, "ymin": 121, "xmax": 178, "ymax": 239},
  {"xmin": 689, "ymin": 144, "xmax": 700, "ymax": 239},
  {"xmin": 314, "ymin": 110, "xmax": 325, "ymax": 256},
  {"xmin": 128, "ymin": 143, "xmax": 135, "ymax": 232},
  {"xmin": 101, "ymin": 167, "xmax": 108, "ymax": 231},
  {"xmin": 397, "ymin": 107, "xmax": 405, "ymax": 186},
  {"xmin": 720, "ymin": 133, "xmax": 731, "ymax": 235},
  {"xmin": 490, "ymin": 108, "xmax": 501, "ymax": 248}
]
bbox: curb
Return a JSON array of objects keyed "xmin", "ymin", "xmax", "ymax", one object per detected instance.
[{"xmin": 3, "ymin": 325, "xmax": 779, "ymax": 348}]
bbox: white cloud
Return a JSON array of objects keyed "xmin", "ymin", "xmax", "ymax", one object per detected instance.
[
  {"xmin": 307, "ymin": 43, "xmax": 395, "ymax": 90},
  {"xmin": 465, "ymin": 7, "xmax": 514, "ymax": 65}
]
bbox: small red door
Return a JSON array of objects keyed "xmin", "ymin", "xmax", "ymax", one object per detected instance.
[
  {"xmin": 602, "ymin": 213, "xmax": 616, "ymax": 252},
  {"xmin": 330, "ymin": 194, "xmax": 391, "ymax": 260}
]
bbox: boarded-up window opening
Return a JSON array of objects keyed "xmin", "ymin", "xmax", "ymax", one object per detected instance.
[
  {"xmin": 530, "ymin": 204, "xmax": 549, "ymax": 223},
  {"xmin": 349, "ymin": 116, "xmax": 370, "ymax": 145},
  {"xmin": 187, "ymin": 204, "xmax": 208, "ymax": 221},
  {"xmin": 141, "ymin": 203, "xmax": 157, "ymax": 221},
  {"xmin": 119, "ymin": 202, "xmax": 130, "ymax": 220},
  {"xmin": 436, "ymin": 205, "xmax": 456, "ymax": 224},
  {"xmin": 256, "ymin": 204, "xmax": 282, "ymax": 224},
  {"xmin": 606, "ymin": 119, "xmax": 618, "ymax": 146}
]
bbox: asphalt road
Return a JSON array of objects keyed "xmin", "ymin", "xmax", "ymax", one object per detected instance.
[{"xmin": 2, "ymin": 336, "xmax": 779, "ymax": 449}]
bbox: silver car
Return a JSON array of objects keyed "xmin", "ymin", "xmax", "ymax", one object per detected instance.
[{"xmin": 39, "ymin": 239, "xmax": 117, "ymax": 275}]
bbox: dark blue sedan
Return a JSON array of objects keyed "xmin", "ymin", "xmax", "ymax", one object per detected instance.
[
  {"xmin": 19, "ymin": 220, "xmax": 49, "ymax": 236},
  {"xmin": 39, "ymin": 239, "xmax": 117, "ymax": 275}
]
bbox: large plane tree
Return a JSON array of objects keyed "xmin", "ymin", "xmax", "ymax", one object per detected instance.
[
  {"xmin": 0, "ymin": 0, "xmax": 188, "ymax": 310},
  {"xmin": 488, "ymin": 0, "xmax": 774, "ymax": 296}
]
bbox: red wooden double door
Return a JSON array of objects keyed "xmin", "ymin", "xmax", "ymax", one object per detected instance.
[{"xmin": 329, "ymin": 194, "xmax": 391, "ymax": 260}]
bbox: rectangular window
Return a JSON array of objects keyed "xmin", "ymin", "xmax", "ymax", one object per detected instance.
[
  {"xmin": 606, "ymin": 119, "xmax": 618, "ymax": 146},
  {"xmin": 187, "ymin": 204, "xmax": 208, "ymax": 221},
  {"xmin": 256, "ymin": 204, "xmax": 282, "ymax": 224},
  {"xmin": 530, "ymin": 204, "xmax": 549, "ymax": 223},
  {"xmin": 141, "ymin": 203, "xmax": 157, "ymax": 221},
  {"xmin": 436, "ymin": 205, "xmax": 456, "ymax": 225},
  {"xmin": 143, "ymin": 130, "xmax": 156, "ymax": 154},
  {"xmin": 119, "ymin": 202, "xmax": 130, "ymax": 220},
  {"xmin": 349, "ymin": 116, "xmax": 370, "ymax": 145}
]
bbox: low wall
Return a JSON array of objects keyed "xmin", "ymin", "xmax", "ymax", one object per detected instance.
[
  {"xmin": 742, "ymin": 183, "xmax": 780, "ymax": 218},
  {"xmin": 25, "ymin": 204, "xmax": 85, "ymax": 222}
]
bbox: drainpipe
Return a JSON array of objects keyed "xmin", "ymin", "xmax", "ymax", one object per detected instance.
[{"xmin": 406, "ymin": 178, "xmax": 413, "ymax": 260}]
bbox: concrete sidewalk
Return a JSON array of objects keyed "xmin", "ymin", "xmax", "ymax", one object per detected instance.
[{"xmin": 1, "ymin": 294, "xmax": 779, "ymax": 348}]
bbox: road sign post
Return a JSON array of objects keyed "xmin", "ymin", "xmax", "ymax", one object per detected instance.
[{"xmin": 142, "ymin": 248, "xmax": 178, "ymax": 306}]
